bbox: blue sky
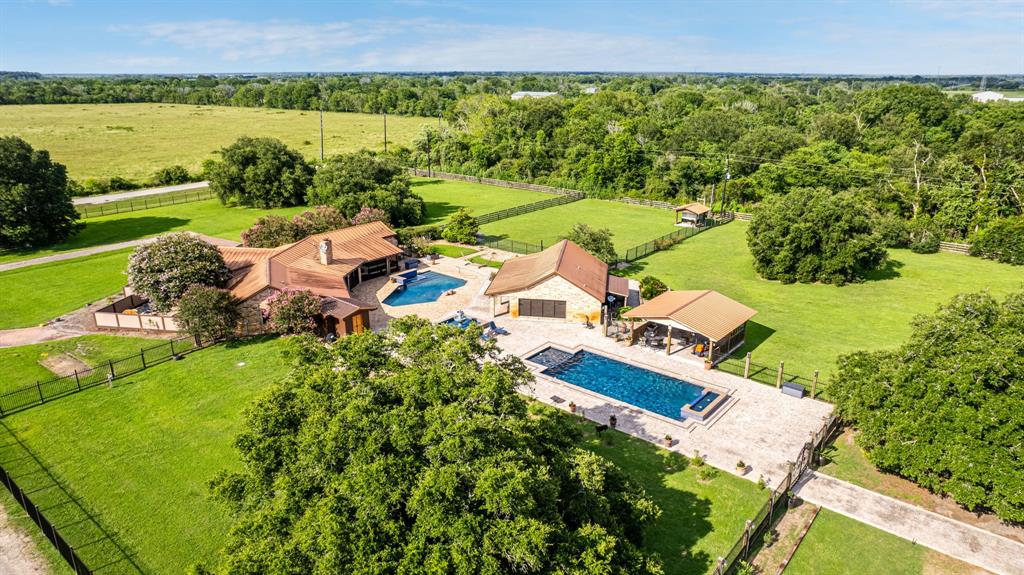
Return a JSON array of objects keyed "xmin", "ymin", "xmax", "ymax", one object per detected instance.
[{"xmin": 2, "ymin": 1, "xmax": 1022, "ymax": 74}]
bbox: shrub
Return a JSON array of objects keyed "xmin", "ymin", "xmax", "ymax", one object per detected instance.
[
  {"xmin": 175, "ymin": 285, "xmax": 240, "ymax": 342},
  {"xmin": 207, "ymin": 137, "xmax": 313, "ymax": 208},
  {"xmin": 639, "ymin": 276, "xmax": 668, "ymax": 300},
  {"xmin": 267, "ymin": 289, "xmax": 322, "ymax": 334},
  {"xmin": 408, "ymin": 236, "xmax": 434, "ymax": 257},
  {"xmin": 616, "ymin": 305, "xmax": 633, "ymax": 319},
  {"xmin": 0, "ymin": 136, "xmax": 81, "ymax": 249},
  {"xmin": 747, "ymin": 188, "xmax": 887, "ymax": 285},
  {"xmin": 566, "ymin": 223, "xmax": 618, "ymax": 264},
  {"xmin": 907, "ymin": 216, "xmax": 940, "ymax": 254},
  {"xmin": 241, "ymin": 215, "xmax": 298, "ymax": 248},
  {"xmin": 874, "ymin": 212, "xmax": 910, "ymax": 248},
  {"xmin": 830, "ymin": 289, "xmax": 1024, "ymax": 522},
  {"xmin": 970, "ymin": 216, "xmax": 1024, "ymax": 265},
  {"xmin": 696, "ymin": 466, "xmax": 718, "ymax": 481},
  {"xmin": 151, "ymin": 165, "xmax": 193, "ymax": 186},
  {"xmin": 291, "ymin": 205, "xmax": 348, "ymax": 237},
  {"xmin": 108, "ymin": 176, "xmax": 137, "ymax": 191},
  {"xmin": 127, "ymin": 233, "xmax": 231, "ymax": 312},
  {"xmin": 440, "ymin": 208, "xmax": 479, "ymax": 244},
  {"xmin": 349, "ymin": 206, "xmax": 389, "ymax": 227},
  {"xmin": 308, "ymin": 151, "xmax": 425, "ymax": 226}
]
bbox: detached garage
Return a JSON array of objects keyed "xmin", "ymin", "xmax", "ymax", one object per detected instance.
[{"xmin": 485, "ymin": 240, "xmax": 626, "ymax": 324}]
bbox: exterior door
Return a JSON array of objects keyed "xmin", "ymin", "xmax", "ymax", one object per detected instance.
[
  {"xmin": 350, "ymin": 311, "xmax": 366, "ymax": 333},
  {"xmin": 519, "ymin": 298, "xmax": 566, "ymax": 319}
]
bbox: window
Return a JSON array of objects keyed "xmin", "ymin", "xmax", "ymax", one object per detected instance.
[{"xmin": 519, "ymin": 298, "xmax": 566, "ymax": 319}]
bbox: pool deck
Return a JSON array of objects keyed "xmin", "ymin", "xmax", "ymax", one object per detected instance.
[{"xmin": 493, "ymin": 317, "xmax": 834, "ymax": 486}]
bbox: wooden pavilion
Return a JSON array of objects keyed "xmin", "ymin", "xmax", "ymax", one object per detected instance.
[{"xmin": 674, "ymin": 203, "xmax": 711, "ymax": 227}]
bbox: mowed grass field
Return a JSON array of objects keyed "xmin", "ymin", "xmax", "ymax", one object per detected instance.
[
  {"xmin": 627, "ymin": 220, "xmax": 1023, "ymax": 383},
  {"xmin": 0, "ymin": 334, "xmax": 154, "ymax": 392},
  {"xmin": 479, "ymin": 198, "xmax": 680, "ymax": 251},
  {"xmin": 412, "ymin": 178, "xmax": 553, "ymax": 225},
  {"xmin": 0, "ymin": 103, "xmax": 431, "ymax": 182},
  {"xmin": 783, "ymin": 509, "xmax": 980, "ymax": 575},
  {"xmin": 0, "ymin": 336, "xmax": 769, "ymax": 575}
]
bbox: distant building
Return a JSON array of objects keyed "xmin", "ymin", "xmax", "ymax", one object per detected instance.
[
  {"xmin": 511, "ymin": 91, "xmax": 558, "ymax": 100},
  {"xmin": 972, "ymin": 91, "xmax": 1024, "ymax": 103},
  {"xmin": 582, "ymin": 86, "xmax": 599, "ymax": 94}
]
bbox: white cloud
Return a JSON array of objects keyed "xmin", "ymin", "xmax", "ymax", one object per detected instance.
[{"xmin": 105, "ymin": 55, "xmax": 184, "ymax": 69}]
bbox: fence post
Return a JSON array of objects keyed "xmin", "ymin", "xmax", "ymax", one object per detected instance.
[
  {"xmin": 108, "ymin": 359, "xmax": 115, "ymax": 379},
  {"xmin": 169, "ymin": 338, "xmax": 175, "ymax": 356},
  {"xmin": 36, "ymin": 381, "xmax": 43, "ymax": 404},
  {"xmin": 140, "ymin": 348, "xmax": 146, "ymax": 369},
  {"xmin": 716, "ymin": 557, "xmax": 726, "ymax": 575},
  {"xmin": 768, "ymin": 489, "xmax": 776, "ymax": 525},
  {"xmin": 194, "ymin": 333, "xmax": 202, "ymax": 347},
  {"xmin": 74, "ymin": 370, "xmax": 81, "ymax": 391},
  {"xmin": 744, "ymin": 352, "xmax": 751, "ymax": 379},
  {"xmin": 811, "ymin": 370, "xmax": 819, "ymax": 399},
  {"xmin": 776, "ymin": 361, "xmax": 784, "ymax": 388},
  {"xmin": 743, "ymin": 518, "xmax": 752, "ymax": 558}
]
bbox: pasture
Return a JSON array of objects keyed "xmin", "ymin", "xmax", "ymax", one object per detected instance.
[
  {"xmin": 412, "ymin": 178, "xmax": 554, "ymax": 225},
  {"xmin": 0, "ymin": 336, "xmax": 768, "ymax": 575},
  {"xmin": 479, "ymin": 198, "xmax": 680, "ymax": 251},
  {"xmin": 628, "ymin": 220, "xmax": 1024, "ymax": 383},
  {"xmin": 0, "ymin": 103, "xmax": 431, "ymax": 182}
]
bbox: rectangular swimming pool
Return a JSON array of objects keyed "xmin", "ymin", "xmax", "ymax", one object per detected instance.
[
  {"xmin": 382, "ymin": 271, "xmax": 467, "ymax": 306},
  {"xmin": 528, "ymin": 348, "xmax": 715, "ymax": 420}
]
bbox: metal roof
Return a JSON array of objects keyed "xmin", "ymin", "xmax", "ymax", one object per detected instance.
[
  {"xmin": 674, "ymin": 202, "xmax": 710, "ymax": 215},
  {"xmin": 623, "ymin": 290, "xmax": 756, "ymax": 341}
]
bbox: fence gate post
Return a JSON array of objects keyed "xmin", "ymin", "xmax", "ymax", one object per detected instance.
[
  {"xmin": 74, "ymin": 370, "xmax": 81, "ymax": 391},
  {"xmin": 811, "ymin": 370, "xmax": 819, "ymax": 398},
  {"xmin": 169, "ymin": 339, "xmax": 175, "ymax": 356},
  {"xmin": 108, "ymin": 359, "xmax": 115, "ymax": 380},
  {"xmin": 140, "ymin": 348, "xmax": 146, "ymax": 369},
  {"xmin": 776, "ymin": 361, "xmax": 784, "ymax": 388},
  {"xmin": 36, "ymin": 381, "xmax": 43, "ymax": 404},
  {"xmin": 744, "ymin": 352, "xmax": 751, "ymax": 379},
  {"xmin": 743, "ymin": 519, "xmax": 752, "ymax": 558}
]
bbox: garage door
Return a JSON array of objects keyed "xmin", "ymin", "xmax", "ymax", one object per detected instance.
[{"xmin": 519, "ymin": 298, "xmax": 566, "ymax": 319}]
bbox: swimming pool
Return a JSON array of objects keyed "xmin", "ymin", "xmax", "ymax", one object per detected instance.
[
  {"xmin": 528, "ymin": 348, "xmax": 712, "ymax": 420},
  {"xmin": 382, "ymin": 271, "xmax": 467, "ymax": 306}
]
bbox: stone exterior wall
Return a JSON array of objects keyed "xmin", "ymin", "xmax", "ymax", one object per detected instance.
[
  {"xmin": 238, "ymin": 287, "xmax": 277, "ymax": 328},
  {"xmin": 501, "ymin": 275, "xmax": 603, "ymax": 324}
]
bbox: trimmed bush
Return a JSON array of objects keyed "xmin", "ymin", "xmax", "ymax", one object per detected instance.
[
  {"xmin": 970, "ymin": 216, "xmax": 1024, "ymax": 265},
  {"xmin": 151, "ymin": 165, "xmax": 193, "ymax": 186},
  {"xmin": 639, "ymin": 276, "xmax": 668, "ymax": 300},
  {"xmin": 175, "ymin": 285, "xmax": 240, "ymax": 341},
  {"xmin": 440, "ymin": 208, "xmax": 479, "ymax": 244},
  {"xmin": 127, "ymin": 233, "xmax": 231, "ymax": 312}
]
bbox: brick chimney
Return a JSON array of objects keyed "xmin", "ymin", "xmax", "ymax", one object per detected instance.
[{"xmin": 318, "ymin": 239, "xmax": 333, "ymax": 265}]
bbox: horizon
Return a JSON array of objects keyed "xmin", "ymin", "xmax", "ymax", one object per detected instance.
[{"xmin": 2, "ymin": 0, "xmax": 1023, "ymax": 75}]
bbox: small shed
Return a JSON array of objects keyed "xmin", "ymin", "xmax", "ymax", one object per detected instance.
[{"xmin": 674, "ymin": 203, "xmax": 711, "ymax": 227}]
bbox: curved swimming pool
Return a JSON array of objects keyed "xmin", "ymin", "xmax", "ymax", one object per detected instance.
[{"xmin": 382, "ymin": 271, "xmax": 467, "ymax": 306}]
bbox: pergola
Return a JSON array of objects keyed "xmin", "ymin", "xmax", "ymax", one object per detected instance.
[
  {"xmin": 674, "ymin": 202, "xmax": 711, "ymax": 227},
  {"xmin": 622, "ymin": 290, "xmax": 757, "ymax": 364}
]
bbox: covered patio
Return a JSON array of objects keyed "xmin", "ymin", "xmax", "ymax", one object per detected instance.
[{"xmin": 622, "ymin": 290, "xmax": 756, "ymax": 365}]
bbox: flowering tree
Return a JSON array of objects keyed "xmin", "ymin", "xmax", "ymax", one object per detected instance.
[
  {"xmin": 175, "ymin": 285, "xmax": 240, "ymax": 341},
  {"xmin": 349, "ymin": 206, "xmax": 389, "ymax": 226},
  {"xmin": 242, "ymin": 206, "xmax": 349, "ymax": 248},
  {"xmin": 127, "ymin": 233, "xmax": 231, "ymax": 312},
  {"xmin": 267, "ymin": 289, "xmax": 322, "ymax": 334},
  {"xmin": 292, "ymin": 205, "xmax": 348, "ymax": 237}
]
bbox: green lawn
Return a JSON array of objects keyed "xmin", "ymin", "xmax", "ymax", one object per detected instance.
[
  {"xmin": 0, "ymin": 337, "xmax": 293, "ymax": 575},
  {"xmin": 412, "ymin": 178, "xmax": 554, "ymax": 225},
  {"xmin": 571, "ymin": 415, "xmax": 767, "ymax": 574},
  {"xmin": 0, "ymin": 249, "xmax": 132, "ymax": 329},
  {"xmin": 432, "ymin": 244, "xmax": 479, "ymax": 258},
  {"xmin": 0, "ymin": 103, "xmax": 430, "ymax": 182},
  {"xmin": 0, "ymin": 200, "xmax": 309, "ymax": 264},
  {"xmin": 629, "ymin": 220, "xmax": 1024, "ymax": 384},
  {"xmin": 0, "ymin": 334, "xmax": 155, "ymax": 394},
  {"xmin": 479, "ymin": 198, "xmax": 680, "ymax": 251},
  {"xmin": 470, "ymin": 255, "xmax": 503, "ymax": 268}
]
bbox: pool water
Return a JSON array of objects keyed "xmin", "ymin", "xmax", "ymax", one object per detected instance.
[
  {"xmin": 529, "ymin": 348, "xmax": 705, "ymax": 419},
  {"xmin": 690, "ymin": 391, "xmax": 720, "ymax": 412},
  {"xmin": 382, "ymin": 271, "xmax": 467, "ymax": 306}
]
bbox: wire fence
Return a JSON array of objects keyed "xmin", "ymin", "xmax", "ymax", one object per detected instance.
[
  {"xmin": 0, "ymin": 335, "xmax": 205, "ymax": 417},
  {"xmin": 0, "ymin": 463, "xmax": 92, "ymax": 574},
  {"xmin": 76, "ymin": 187, "xmax": 214, "ymax": 219},
  {"xmin": 620, "ymin": 213, "xmax": 734, "ymax": 262},
  {"xmin": 714, "ymin": 415, "xmax": 841, "ymax": 575},
  {"xmin": 479, "ymin": 238, "xmax": 547, "ymax": 255}
]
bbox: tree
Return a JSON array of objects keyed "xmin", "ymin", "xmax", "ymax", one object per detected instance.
[
  {"xmin": 349, "ymin": 206, "xmax": 389, "ymax": 226},
  {"xmin": 206, "ymin": 137, "xmax": 313, "ymax": 208},
  {"xmin": 175, "ymin": 285, "xmax": 240, "ymax": 341},
  {"xmin": 566, "ymin": 223, "xmax": 618, "ymax": 264},
  {"xmin": 204, "ymin": 317, "xmax": 662, "ymax": 574},
  {"xmin": 440, "ymin": 207, "xmax": 479, "ymax": 244},
  {"xmin": 970, "ymin": 216, "xmax": 1024, "ymax": 265},
  {"xmin": 747, "ymin": 188, "xmax": 887, "ymax": 285},
  {"xmin": 291, "ymin": 205, "xmax": 348, "ymax": 237},
  {"xmin": 127, "ymin": 233, "xmax": 231, "ymax": 312},
  {"xmin": 308, "ymin": 151, "xmax": 425, "ymax": 226},
  {"xmin": 639, "ymin": 276, "xmax": 668, "ymax": 300},
  {"xmin": 240, "ymin": 214, "xmax": 297, "ymax": 248},
  {"xmin": 0, "ymin": 136, "xmax": 81, "ymax": 249},
  {"xmin": 907, "ymin": 216, "xmax": 940, "ymax": 254},
  {"xmin": 151, "ymin": 165, "xmax": 193, "ymax": 186},
  {"xmin": 829, "ymin": 290, "xmax": 1024, "ymax": 522},
  {"xmin": 266, "ymin": 289, "xmax": 322, "ymax": 334}
]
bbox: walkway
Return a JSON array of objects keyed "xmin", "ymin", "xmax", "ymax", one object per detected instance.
[
  {"xmin": 72, "ymin": 181, "xmax": 208, "ymax": 205},
  {"xmin": 0, "ymin": 233, "xmax": 240, "ymax": 273},
  {"xmin": 796, "ymin": 472, "xmax": 1024, "ymax": 575}
]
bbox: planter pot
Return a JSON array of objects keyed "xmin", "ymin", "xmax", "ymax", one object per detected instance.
[
  {"xmin": 569, "ymin": 404, "xmax": 577, "ymax": 414},
  {"xmin": 703, "ymin": 360, "xmax": 713, "ymax": 371},
  {"xmin": 663, "ymin": 438, "xmax": 673, "ymax": 448},
  {"xmin": 736, "ymin": 465, "xmax": 748, "ymax": 476},
  {"xmin": 787, "ymin": 496, "xmax": 802, "ymax": 509}
]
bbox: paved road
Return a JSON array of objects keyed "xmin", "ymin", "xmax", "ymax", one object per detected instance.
[
  {"xmin": 0, "ymin": 233, "xmax": 239, "ymax": 273},
  {"xmin": 73, "ymin": 181, "xmax": 209, "ymax": 205},
  {"xmin": 796, "ymin": 471, "xmax": 1024, "ymax": 575}
]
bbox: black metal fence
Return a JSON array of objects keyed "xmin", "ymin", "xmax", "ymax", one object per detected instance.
[
  {"xmin": 0, "ymin": 464, "xmax": 91, "ymax": 574},
  {"xmin": 76, "ymin": 186, "xmax": 214, "ymax": 219},
  {"xmin": 480, "ymin": 238, "xmax": 547, "ymax": 255},
  {"xmin": 715, "ymin": 355, "xmax": 826, "ymax": 399},
  {"xmin": 0, "ymin": 335, "xmax": 204, "ymax": 417},
  {"xmin": 620, "ymin": 213, "xmax": 734, "ymax": 262},
  {"xmin": 714, "ymin": 415, "xmax": 841, "ymax": 575},
  {"xmin": 474, "ymin": 192, "xmax": 583, "ymax": 225}
]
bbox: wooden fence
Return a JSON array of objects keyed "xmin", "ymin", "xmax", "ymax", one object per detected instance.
[
  {"xmin": 613, "ymin": 197, "xmax": 677, "ymax": 210},
  {"xmin": 938, "ymin": 241, "xmax": 971, "ymax": 255},
  {"xmin": 474, "ymin": 192, "xmax": 583, "ymax": 225},
  {"xmin": 93, "ymin": 294, "xmax": 181, "ymax": 332},
  {"xmin": 407, "ymin": 169, "xmax": 583, "ymax": 197}
]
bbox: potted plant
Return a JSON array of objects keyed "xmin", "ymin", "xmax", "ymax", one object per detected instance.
[
  {"xmin": 736, "ymin": 460, "xmax": 747, "ymax": 474},
  {"xmin": 787, "ymin": 489, "xmax": 802, "ymax": 508},
  {"xmin": 568, "ymin": 401, "xmax": 577, "ymax": 414},
  {"xmin": 663, "ymin": 434, "xmax": 673, "ymax": 447},
  {"xmin": 704, "ymin": 358, "xmax": 713, "ymax": 370},
  {"xmin": 609, "ymin": 415, "xmax": 617, "ymax": 429}
]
